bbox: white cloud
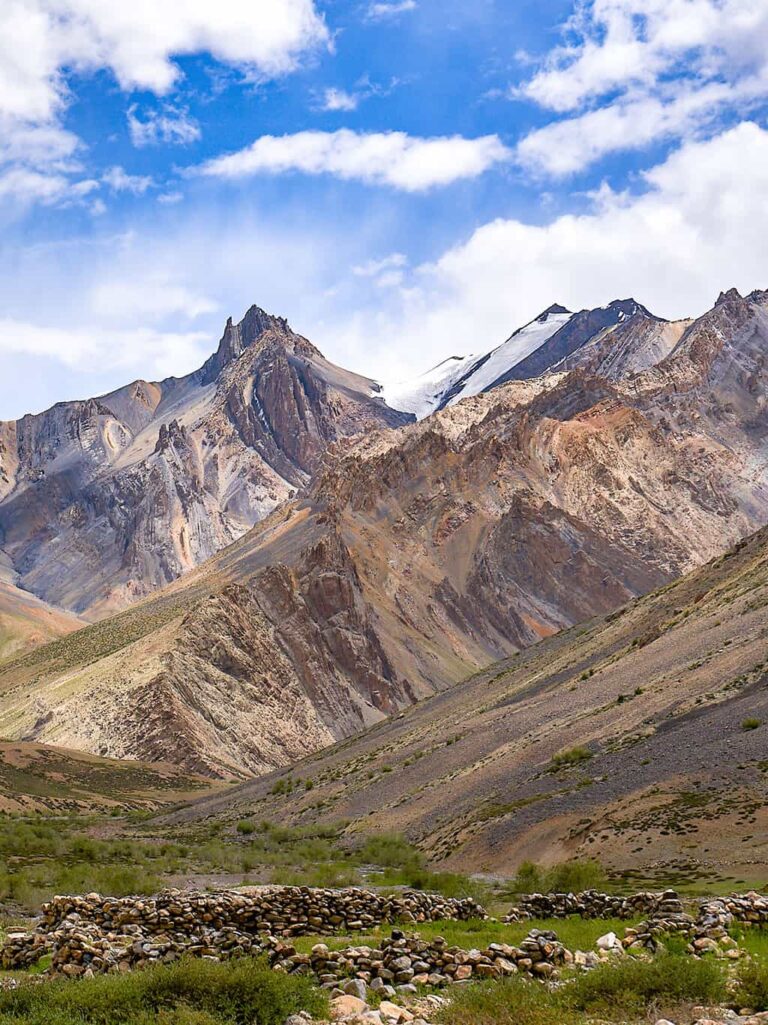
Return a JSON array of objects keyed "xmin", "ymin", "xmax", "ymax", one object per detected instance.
[
  {"xmin": 516, "ymin": 0, "xmax": 768, "ymax": 174},
  {"xmin": 352, "ymin": 253, "xmax": 408, "ymax": 277},
  {"xmin": 196, "ymin": 129, "xmax": 511, "ymax": 191},
  {"xmin": 127, "ymin": 104, "xmax": 201, "ymax": 147},
  {"xmin": 0, "ymin": 0, "xmax": 328, "ymax": 204},
  {"xmin": 102, "ymin": 166, "xmax": 154, "ymax": 194},
  {"xmin": 517, "ymin": 80, "xmax": 734, "ymax": 175},
  {"xmin": 0, "ymin": 0, "xmax": 329, "ymax": 126},
  {"xmin": 320, "ymin": 122, "xmax": 768, "ymax": 382},
  {"xmin": 320, "ymin": 87, "xmax": 360, "ymax": 112},
  {"xmin": 0, "ymin": 166, "xmax": 97, "ymax": 205},
  {"xmin": 0, "ymin": 320, "xmax": 211, "ymax": 380},
  {"xmin": 88, "ymin": 278, "xmax": 219, "ymax": 322},
  {"xmin": 366, "ymin": 1, "xmax": 417, "ymax": 21}
]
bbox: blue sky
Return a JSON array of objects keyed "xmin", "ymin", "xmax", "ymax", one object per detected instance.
[{"xmin": 1, "ymin": 0, "xmax": 768, "ymax": 419}]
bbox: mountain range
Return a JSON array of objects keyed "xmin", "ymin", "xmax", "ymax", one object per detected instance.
[{"xmin": 1, "ymin": 285, "xmax": 767, "ymax": 783}]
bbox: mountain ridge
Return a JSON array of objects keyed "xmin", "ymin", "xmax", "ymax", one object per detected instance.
[{"xmin": 1, "ymin": 286, "xmax": 766, "ymax": 779}]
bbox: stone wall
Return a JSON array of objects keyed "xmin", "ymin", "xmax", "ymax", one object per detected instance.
[
  {"xmin": 1, "ymin": 886, "xmax": 485, "ymax": 975},
  {"xmin": 40, "ymin": 886, "xmax": 485, "ymax": 937},
  {"xmin": 269, "ymin": 927, "xmax": 571, "ymax": 994},
  {"xmin": 505, "ymin": 889, "xmax": 683, "ymax": 921}
]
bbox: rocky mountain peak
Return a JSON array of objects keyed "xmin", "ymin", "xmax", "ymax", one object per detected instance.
[
  {"xmin": 716, "ymin": 287, "xmax": 743, "ymax": 306},
  {"xmin": 605, "ymin": 297, "xmax": 655, "ymax": 320},
  {"xmin": 200, "ymin": 305, "xmax": 292, "ymax": 385},
  {"xmin": 537, "ymin": 303, "xmax": 571, "ymax": 320}
]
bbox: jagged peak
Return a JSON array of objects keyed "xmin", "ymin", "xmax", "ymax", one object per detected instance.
[
  {"xmin": 536, "ymin": 303, "xmax": 571, "ymax": 321},
  {"xmin": 603, "ymin": 297, "xmax": 654, "ymax": 318},
  {"xmin": 715, "ymin": 287, "xmax": 742, "ymax": 306},
  {"xmin": 199, "ymin": 304, "xmax": 293, "ymax": 385}
]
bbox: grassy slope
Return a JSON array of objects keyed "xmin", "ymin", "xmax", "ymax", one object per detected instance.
[
  {"xmin": 0, "ymin": 583, "xmax": 84, "ymax": 665},
  {"xmin": 0, "ymin": 741, "xmax": 218, "ymax": 814},
  {"xmin": 161, "ymin": 525, "xmax": 768, "ymax": 884}
]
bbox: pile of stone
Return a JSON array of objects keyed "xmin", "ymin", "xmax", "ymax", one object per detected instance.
[
  {"xmin": 505, "ymin": 888, "xmax": 683, "ymax": 922},
  {"xmin": 622, "ymin": 914, "xmax": 697, "ymax": 952},
  {"xmin": 621, "ymin": 897, "xmax": 747, "ymax": 959},
  {"xmin": 269, "ymin": 927, "xmax": 572, "ymax": 995},
  {"xmin": 39, "ymin": 887, "xmax": 484, "ymax": 939},
  {"xmin": 700, "ymin": 892, "xmax": 768, "ymax": 926}
]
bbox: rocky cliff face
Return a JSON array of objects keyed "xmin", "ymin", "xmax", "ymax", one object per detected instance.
[
  {"xmin": 2, "ymin": 288, "xmax": 767, "ymax": 778},
  {"xmin": 0, "ymin": 307, "xmax": 409, "ymax": 618},
  {"xmin": 179, "ymin": 521, "xmax": 768, "ymax": 879}
]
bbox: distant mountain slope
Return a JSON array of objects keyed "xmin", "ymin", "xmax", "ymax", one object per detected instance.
[
  {"xmin": 0, "ymin": 306, "xmax": 408, "ymax": 619},
  {"xmin": 165, "ymin": 521, "xmax": 768, "ymax": 884},
  {"xmin": 381, "ymin": 299, "xmax": 688, "ymax": 419},
  {"xmin": 0, "ymin": 555, "xmax": 83, "ymax": 662},
  {"xmin": 1, "ymin": 288, "xmax": 766, "ymax": 780},
  {"xmin": 0, "ymin": 740, "xmax": 215, "ymax": 813}
]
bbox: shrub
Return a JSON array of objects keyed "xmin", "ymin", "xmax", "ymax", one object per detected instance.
[
  {"xmin": 358, "ymin": 833, "xmax": 425, "ymax": 871},
  {"xmin": 271, "ymin": 862, "xmax": 360, "ymax": 888},
  {"xmin": 736, "ymin": 958, "xmax": 768, "ymax": 1010},
  {"xmin": 545, "ymin": 859, "xmax": 606, "ymax": 893},
  {"xmin": 550, "ymin": 747, "xmax": 593, "ymax": 771},
  {"xmin": 236, "ymin": 820, "xmax": 255, "ymax": 835},
  {"xmin": 403, "ymin": 870, "xmax": 489, "ymax": 904},
  {"xmin": 567, "ymin": 953, "xmax": 726, "ymax": 1014},
  {"xmin": 512, "ymin": 860, "xmax": 545, "ymax": 893},
  {"xmin": 742, "ymin": 718, "xmax": 762, "ymax": 731},
  {"xmin": 437, "ymin": 975, "xmax": 575, "ymax": 1025},
  {"xmin": 512, "ymin": 858, "xmax": 606, "ymax": 894},
  {"xmin": 0, "ymin": 955, "xmax": 327, "ymax": 1025}
]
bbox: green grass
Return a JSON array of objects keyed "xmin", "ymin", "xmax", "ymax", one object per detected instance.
[
  {"xmin": 437, "ymin": 975, "xmax": 577, "ymax": 1025},
  {"xmin": 0, "ymin": 956, "xmax": 327, "ymax": 1025},
  {"xmin": 290, "ymin": 915, "xmax": 643, "ymax": 956},
  {"xmin": 730, "ymin": 927, "xmax": 768, "ymax": 961},
  {"xmin": 512, "ymin": 858, "xmax": 607, "ymax": 894},
  {"xmin": 438, "ymin": 953, "xmax": 729, "ymax": 1025},
  {"xmin": 567, "ymin": 953, "xmax": 727, "ymax": 1015},
  {"xmin": 0, "ymin": 814, "xmax": 493, "ymax": 913},
  {"xmin": 736, "ymin": 956, "xmax": 768, "ymax": 1010}
]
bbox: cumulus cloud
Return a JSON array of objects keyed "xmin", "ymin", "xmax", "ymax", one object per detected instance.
[
  {"xmin": 516, "ymin": 0, "xmax": 768, "ymax": 174},
  {"xmin": 196, "ymin": 129, "xmax": 511, "ymax": 191},
  {"xmin": 0, "ymin": 0, "xmax": 329, "ymax": 125},
  {"xmin": 323, "ymin": 122, "xmax": 768, "ymax": 382},
  {"xmin": 0, "ymin": 167, "xmax": 97, "ymax": 205},
  {"xmin": 0, "ymin": 0, "xmax": 328, "ymax": 204},
  {"xmin": 352, "ymin": 253, "xmax": 408, "ymax": 277}
]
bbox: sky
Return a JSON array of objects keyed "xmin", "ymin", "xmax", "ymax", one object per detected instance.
[{"xmin": 1, "ymin": 0, "xmax": 768, "ymax": 419}]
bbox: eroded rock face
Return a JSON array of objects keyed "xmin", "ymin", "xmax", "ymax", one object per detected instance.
[
  {"xmin": 0, "ymin": 307, "xmax": 409, "ymax": 618},
  {"xmin": 2, "ymin": 290, "xmax": 768, "ymax": 778}
]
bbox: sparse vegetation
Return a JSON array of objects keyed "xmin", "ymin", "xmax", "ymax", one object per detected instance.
[
  {"xmin": 439, "ymin": 951, "xmax": 727, "ymax": 1025},
  {"xmin": 549, "ymin": 747, "xmax": 593, "ymax": 771},
  {"xmin": 742, "ymin": 717, "xmax": 762, "ymax": 731},
  {"xmin": 437, "ymin": 974, "xmax": 575, "ymax": 1025},
  {"xmin": 512, "ymin": 858, "xmax": 606, "ymax": 894},
  {"xmin": 567, "ymin": 952, "xmax": 727, "ymax": 1014},
  {"xmin": 736, "ymin": 954, "xmax": 768, "ymax": 1009},
  {"xmin": 0, "ymin": 956, "xmax": 326, "ymax": 1025}
]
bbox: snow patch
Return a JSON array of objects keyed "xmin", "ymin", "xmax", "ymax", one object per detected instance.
[{"xmin": 382, "ymin": 307, "xmax": 572, "ymax": 420}]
